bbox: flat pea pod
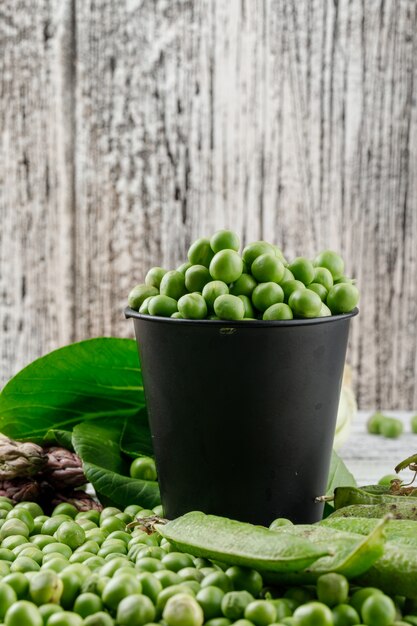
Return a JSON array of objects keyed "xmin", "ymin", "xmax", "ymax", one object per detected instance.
[
  {"xmin": 154, "ymin": 512, "xmax": 329, "ymax": 573},
  {"xmin": 334, "ymin": 486, "xmax": 417, "ymax": 509},
  {"xmin": 354, "ymin": 543, "xmax": 417, "ymax": 599},
  {"xmin": 263, "ymin": 518, "xmax": 387, "ymax": 584},
  {"xmin": 320, "ymin": 517, "xmax": 417, "ymax": 549},
  {"xmin": 328, "ymin": 501, "xmax": 417, "ymax": 521}
]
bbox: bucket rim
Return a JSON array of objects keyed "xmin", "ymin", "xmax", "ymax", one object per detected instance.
[{"xmin": 124, "ymin": 306, "xmax": 358, "ymax": 328}]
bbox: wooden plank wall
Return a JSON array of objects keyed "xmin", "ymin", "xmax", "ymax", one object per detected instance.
[{"xmin": 1, "ymin": 0, "xmax": 417, "ymax": 409}]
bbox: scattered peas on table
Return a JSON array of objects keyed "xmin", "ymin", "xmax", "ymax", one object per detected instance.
[{"xmin": 127, "ymin": 230, "xmax": 359, "ymax": 320}]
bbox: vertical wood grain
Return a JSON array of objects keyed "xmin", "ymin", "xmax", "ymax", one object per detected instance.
[
  {"xmin": 0, "ymin": 0, "xmax": 76, "ymax": 382},
  {"xmin": 1, "ymin": 0, "xmax": 417, "ymax": 409}
]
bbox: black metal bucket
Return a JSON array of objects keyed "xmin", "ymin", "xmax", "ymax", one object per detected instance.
[{"xmin": 125, "ymin": 308, "xmax": 358, "ymax": 525}]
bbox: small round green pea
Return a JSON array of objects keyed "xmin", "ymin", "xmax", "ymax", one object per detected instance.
[
  {"xmin": 244, "ymin": 600, "xmax": 276, "ymax": 626},
  {"xmin": 288, "ymin": 288, "xmax": 322, "ymax": 318},
  {"xmin": 281, "ymin": 279, "xmax": 305, "ymax": 302},
  {"xmin": 185, "ymin": 265, "xmax": 211, "ymax": 292},
  {"xmin": 213, "ymin": 294, "xmax": 245, "ymax": 321},
  {"xmin": 225, "ymin": 566, "xmax": 263, "ymax": 597},
  {"xmin": 280, "ymin": 267, "xmax": 294, "ymax": 283},
  {"xmin": 145, "ymin": 267, "xmax": 167, "ymax": 289},
  {"xmin": 171, "ymin": 312, "xmax": 184, "ymax": 318},
  {"xmin": 251, "ymin": 283, "xmax": 284, "ymax": 312},
  {"xmin": 128, "ymin": 284, "xmax": 159, "ymax": 310},
  {"xmin": 202, "ymin": 281, "xmax": 229, "ymax": 311},
  {"xmin": 178, "ymin": 293, "xmax": 208, "ymax": 320},
  {"xmin": 196, "ymin": 586, "xmax": 225, "ymax": 620},
  {"xmin": 209, "ymin": 250, "xmax": 243, "ymax": 284},
  {"xmin": 55, "ymin": 521, "xmax": 85, "ymax": 550},
  {"xmin": 318, "ymin": 303, "xmax": 332, "ymax": 317},
  {"xmin": 163, "ymin": 592, "xmax": 204, "ymax": 626},
  {"xmin": 313, "ymin": 267, "xmax": 334, "ymax": 291},
  {"xmin": 210, "ymin": 230, "xmax": 240, "ymax": 253},
  {"xmin": 314, "ymin": 250, "xmax": 345, "ymax": 280},
  {"xmin": 288, "ymin": 257, "xmax": 315, "ymax": 285},
  {"xmin": 379, "ymin": 416, "xmax": 403, "ymax": 439},
  {"xmin": 263, "ymin": 303, "xmax": 293, "ymax": 320},
  {"xmin": 378, "ymin": 473, "xmax": 398, "ymax": 486},
  {"xmin": 238, "ymin": 295, "xmax": 255, "ymax": 318},
  {"xmin": 293, "ymin": 601, "xmax": 333, "ymax": 626},
  {"xmin": 326, "ymin": 283, "xmax": 359, "ymax": 314},
  {"xmin": 251, "ymin": 254, "xmax": 285, "ymax": 284},
  {"xmin": 148, "ymin": 295, "xmax": 178, "ymax": 317},
  {"xmin": 177, "ymin": 262, "xmax": 192, "ymax": 275},
  {"xmin": 159, "ymin": 270, "xmax": 187, "ymax": 300},
  {"xmin": 139, "ymin": 296, "xmax": 154, "ymax": 315},
  {"xmin": 242, "ymin": 241, "xmax": 275, "ymax": 267},
  {"xmin": 229, "ymin": 274, "xmax": 257, "ymax": 297},
  {"xmin": 188, "ymin": 238, "xmax": 215, "ymax": 268},
  {"xmin": 317, "ymin": 572, "xmax": 349, "ymax": 607},
  {"xmin": 411, "ymin": 414, "xmax": 417, "ymax": 434},
  {"xmin": 332, "ymin": 603, "xmax": 360, "ymax": 626},
  {"xmin": 361, "ymin": 593, "xmax": 396, "ymax": 626},
  {"xmin": 308, "ymin": 283, "xmax": 328, "ymax": 301}
]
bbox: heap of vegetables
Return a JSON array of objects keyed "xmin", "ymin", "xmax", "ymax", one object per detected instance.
[{"xmin": 127, "ymin": 231, "xmax": 359, "ymax": 321}]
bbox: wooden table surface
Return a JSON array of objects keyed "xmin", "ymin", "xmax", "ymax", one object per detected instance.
[{"xmin": 338, "ymin": 411, "xmax": 417, "ymax": 486}]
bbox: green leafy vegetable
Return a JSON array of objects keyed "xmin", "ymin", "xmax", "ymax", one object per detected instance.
[
  {"xmin": 0, "ymin": 338, "xmax": 144, "ymax": 441},
  {"xmin": 72, "ymin": 421, "xmax": 160, "ymax": 509}
]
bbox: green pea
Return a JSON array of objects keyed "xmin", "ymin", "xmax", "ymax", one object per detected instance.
[
  {"xmin": 361, "ymin": 593, "xmax": 396, "ymax": 626},
  {"xmin": 171, "ymin": 312, "xmax": 184, "ymax": 318},
  {"xmin": 314, "ymin": 250, "xmax": 344, "ymax": 279},
  {"xmin": 210, "ymin": 230, "xmax": 240, "ymax": 253},
  {"xmin": 128, "ymin": 284, "xmax": 159, "ymax": 310},
  {"xmin": 47, "ymin": 611, "xmax": 84, "ymax": 626},
  {"xmin": 292, "ymin": 601, "xmax": 333, "ymax": 626},
  {"xmin": 263, "ymin": 303, "xmax": 293, "ymax": 320},
  {"xmin": 349, "ymin": 587, "xmax": 384, "ymax": 614},
  {"xmin": 313, "ymin": 267, "xmax": 334, "ymax": 291},
  {"xmin": 252, "ymin": 282, "xmax": 284, "ymax": 312},
  {"xmin": 41, "ymin": 515, "xmax": 71, "ymax": 536},
  {"xmin": 327, "ymin": 283, "xmax": 359, "ymax": 314},
  {"xmin": 308, "ymin": 282, "xmax": 328, "ymax": 301},
  {"xmin": 148, "ymin": 294, "xmax": 178, "ymax": 317},
  {"xmin": 201, "ymin": 572, "xmax": 233, "ymax": 593},
  {"xmin": 29, "ymin": 570, "xmax": 63, "ymax": 605},
  {"xmin": 213, "ymin": 294, "xmax": 245, "ymax": 320},
  {"xmin": 154, "ymin": 569, "xmax": 182, "ymax": 588},
  {"xmin": 229, "ymin": 274, "xmax": 258, "ymax": 297},
  {"xmin": 209, "ymin": 250, "xmax": 243, "ymax": 284},
  {"xmin": 83, "ymin": 612, "xmax": 115, "ymax": 626},
  {"xmin": 316, "ymin": 572, "xmax": 349, "ymax": 606},
  {"xmin": 238, "ymin": 295, "xmax": 255, "ymax": 318},
  {"xmin": 177, "ymin": 262, "xmax": 192, "ymax": 275},
  {"xmin": 379, "ymin": 416, "xmax": 403, "ymax": 439},
  {"xmin": 0, "ymin": 519, "xmax": 30, "ymax": 541},
  {"xmin": 204, "ymin": 619, "xmax": 232, "ymax": 626},
  {"xmin": 242, "ymin": 241, "xmax": 275, "ymax": 267},
  {"xmin": 281, "ymin": 279, "xmax": 305, "ymax": 302},
  {"xmin": 221, "ymin": 591, "xmax": 254, "ymax": 620},
  {"xmin": 251, "ymin": 254, "xmax": 285, "ymax": 284},
  {"xmin": 202, "ymin": 281, "xmax": 229, "ymax": 311},
  {"xmin": 160, "ymin": 270, "xmax": 187, "ymax": 300},
  {"xmin": 3, "ymin": 599, "xmax": 43, "ymax": 626},
  {"xmin": 162, "ymin": 552, "xmax": 195, "ymax": 572},
  {"xmin": 0, "ymin": 582, "xmax": 17, "ymax": 620},
  {"xmin": 15, "ymin": 502, "xmax": 44, "ymax": 519},
  {"xmin": 288, "ymin": 288, "xmax": 322, "ymax": 318},
  {"xmin": 244, "ymin": 600, "xmax": 277, "ymax": 626},
  {"xmin": 377, "ymin": 474, "xmax": 398, "ymax": 486},
  {"xmin": 196, "ymin": 585, "xmax": 225, "ymax": 620},
  {"xmin": 10, "ymin": 556, "xmax": 40, "ymax": 573},
  {"xmin": 178, "ymin": 293, "xmax": 208, "ymax": 320},
  {"xmin": 280, "ymin": 267, "xmax": 294, "ymax": 283},
  {"xmin": 332, "ymin": 603, "xmax": 360, "ymax": 626},
  {"xmin": 135, "ymin": 572, "xmax": 162, "ymax": 604},
  {"xmin": 318, "ymin": 303, "xmax": 332, "ymax": 317},
  {"xmin": 185, "ymin": 265, "xmax": 211, "ymax": 292},
  {"xmin": 188, "ymin": 238, "xmax": 215, "ymax": 268},
  {"xmin": 411, "ymin": 414, "xmax": 417, "ymax": 434},
  {"xmin": 367, "ymin": 412, "xmax": 384, "ymax": 434},
  {"xmin": 163, "ymin": 592, "xmax": 204, "ymax": 626},
  {"xmin": 225, "ymin": 566, "xmax": 263, "ymax": 597},
  {"xmin": 288, "ymin": 257, "xmax": 315, "ymax": 285},
  {"xmin": 38, "ymin": 603, "xmax": 64, "ymax": 622},
  {"xmin": 145, "ymin": 267, "xmax": 167, "ymax": 289},
  {"xmin": 138, "ymin": 296, "xmax": 153, "ymax": 314}
]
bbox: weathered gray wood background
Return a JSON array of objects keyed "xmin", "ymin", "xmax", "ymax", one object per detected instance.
[{"xmin": 1, "ymin": 0, "xmax": 417, "ymax": 409}]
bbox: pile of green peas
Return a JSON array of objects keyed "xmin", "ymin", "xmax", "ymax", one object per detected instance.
[
  {"xmin": 0, "ymin": 495, "xmax": 412, "ymax": 626},
  {"xmin": 128, "ymin": 231, "xmax": 359, "ymax": 321}
]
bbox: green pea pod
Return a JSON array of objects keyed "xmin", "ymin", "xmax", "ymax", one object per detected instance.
[
  {"xmin": 321, "ymin": 517, "xmax": 417, "ymax": 548},
  {"xmin": 334, "ymin": 486, "xmax": 417, "ymax": 509},
  {"xmin": 154, "ymin": 511, "xmax": 329, "ymax": 573},
  {"xmin": 354, "ymin": 543, "xmax": 417, "ymax": 599},
  {"xmin": 263, "ymin": 517, "xmax": 387, "ymax": 585},
  {"xmin": 328, "ymin": 501, "xmax": 417, "ymax": 520}
]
